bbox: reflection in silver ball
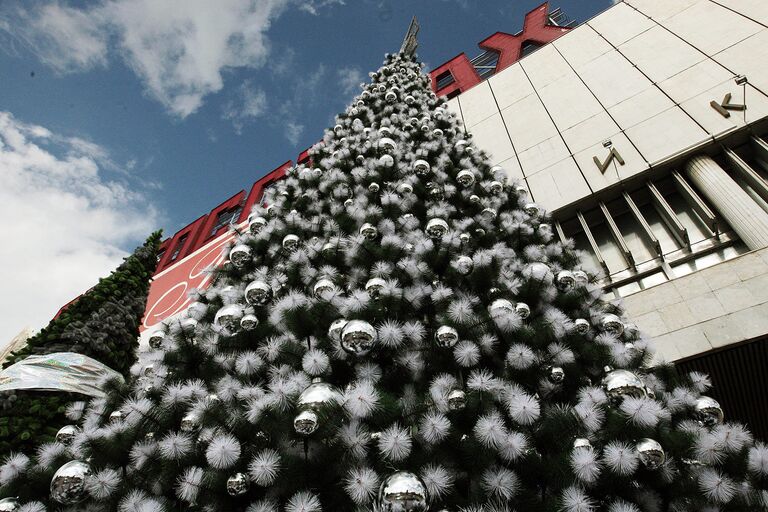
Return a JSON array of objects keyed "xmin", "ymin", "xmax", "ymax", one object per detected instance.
[
  {"xmin": 328, "ymin": 318, "xmax": 347, "ymax": 342},
  {"xmin": 345, "ymin": 198, "xmax": 354, "ymax": 207},
  {"xmin": 180, "ymin": 412, "xmax": 201, "ymax": 432},
  {"xmin": 426, "ymin": 218, "xmax": 449, "ymax": 239},
  {"xmin": 245, "ymin": 280, "xmax": 272, "ymax": 306},
  {"xmin": 0, "ymin": 498, "xmax": 20, "ymax": 512},
  {"xmin": 227, "ymin": 472, "xmax": 250, "ymax": 496},
  {"xmin": 282, "ymin": 234, "xmax": 300, "ymax": 252},
  {"xmin": 214, "ymin": 304, "xmax": 243, "ymax": 331},
  {"xmin": 56, "ymin": 425, "xmax": 80, "ymax": 445},
  {"xmin": 109, "ymin": 410, "xmax": 124, "ymax": 423},
  {"xmin": 360, "ymin": 223, "xmax": 379, "ymax": 240},
  {"xmin": 341, "ymin": 319, "xmax": 378, "ymax": 356},
  {"xmin": 694, "ymin": 396, "xmax": 724, "ymax": 426},
  {"xmin": 481, "ymin": 208, "xmax": 497, "ymax": 219},
  {"xmin": 454, "ymin": 139, "xmax": 468, "ymax": 153},
  {"xmin": 366, "ymin": 277, "xmax": 387, "ymax": 299},
  {"xmin": 470, "ymin": 194, "xmax": 481, "ymax": 203},
  {"xmin": 148, "ymin": 329, "xmax": 165, "ymax": 350},
  {"xmin": 515, "ymin": 302, "xmax": 531, "ymax": 319},
  {"xmin": 50, "ymin": 460, "xmax": 92, "ymax": 505},
  {"xmin": 397, "ymin": 183, "xmax": 413, "ymax": 195},
  {"xmin": 573, "ymin": 270, "xmax": 589, "ymax": 285},
  {"xmin": 488, "ymin": 181, "xmax": 502, "ymax": 194},
  {"xmin": 456, "ymin": 255, "xmax": 473, "ymax": 275},
  {"xmin": 378, "ymin": 471, "xmax": 428, "ymax": 512},
  {"xmin": 602, "ymin": 369, "xmax": 646, "ymax": 401},
  {"xmin": 240, "ymin": 314, "xmax": 259, "ymax": 331},
  {"xmin": 379, "ymin": 154, "xmax": 395, "ymax": 167},
  {"xmin": 298, "ymin": 380, "xmax": 342, "ymax": 411},
  {"xmin": 574, "ymin": 318, "xmax": 590, "ymax": 335},
  {"xmin": 248, "ymin": 215, "xmax": 267, "ymax": 234},
  {"xmin": 313, "ymin": 278, "xmax": 336, "ymax": 297},
  {"xmin": 636, "ymin": 438, "xmax": 665, "ymax": 469},
  {"xmin": 379, "ymin": 137, "xmax": 397, "ymax": 152},
  {"xmin": 368, "ymin": 182, "xmax": 380, "ymax": 193},
  {"xmin": 548, "ymin": 366, "xmax": 565, "ymax": 384},
  {"xmin": 524, "ymin": 202, "xmax": 541, "ymax": 216},
  {"xmin": 435, "ymin": 325, "xmax": 459, "ymax": 348},
  {"xmin": 294, "ymin": 409, "xmax": 319, "ymax": 435},
  {"xmin": 556, "ymin": 270, "xmax": 575, "ymax": 291},
  {"xmin": 459, "ymin": 233, "xmax": 471, "ymax": 244},
  {"xmin": 489, "ymin": 298, "xmax": 515, "ymax": 318},
  {"xmin": 229, "ymin": 244, "xmax": 252, "ymax": 268},
  {"xmin": 601, "ymin": 314, "xmax": 624, "ymax": 336},
  {"xmin": 456, "ymin": 170, "xmax": 475, "ymax": 187},
  {"xmin": 523, "ymin": 262, "xmax": 553, "ymax": 283},
  {"xmin": 447, "ymin": 389, "xmax": 466, "ymax": 411},
  {"xmin": 573, "ymin": 438, "xmax": 592, "ymax": 450},
  {"xmin": 412, "ymin": 159, "xmax": 431, "ymax": 176}
]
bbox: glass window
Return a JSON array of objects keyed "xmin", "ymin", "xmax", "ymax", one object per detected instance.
[
  {"xmin": 170, "ymin": 234, "xmax": 188, "ymax": 262},
  {"xmin": 435, "ymin": 70, "xmax": 455, "ymax": 90},
  {"xmin": 210, "ymin": 207, "xmax": 242, "ymax": 237}
]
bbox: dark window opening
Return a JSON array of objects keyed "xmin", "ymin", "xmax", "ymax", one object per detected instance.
[
  {"xmin": 169, "ymin": 234, "xmax": 189, "ymax": 262},
  {"xmin": 520, "ymin": 40, "xmax": 542, "ymax": 58},
  {"xmin": 446, "ymin": 89, "xmax": 461, "ymax": 100},
  {"xmin": 471, "ymin": 50, "xmax": 500, "ymax": 80},
  {"xmin": 210, "ymin": 206, "xmax": 243, "ymax": 237},
  {"xmin": 156, "ymin": 249, "xmax": 166, "ymax": 264},
  {"xmin": 435, "ymin": 70, "xmax": 455, "ymax": 90}
]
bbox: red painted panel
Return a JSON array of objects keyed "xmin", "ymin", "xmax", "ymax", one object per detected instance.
[
  {"xmin": 479, "ymin": 2, "xmax": 570, "ymax": 73},
  {"xmin": 238, "ymin": 161, "xmax": 292, "ymax": 223},
  {"xmin": 198, "ymin": 190, "xmax": 246, "ymax": 245},
  {"xmin": 157, "ymin": 215, "xmax": 208, "ymax": 271},
  {"xmin": 429, "ymin": 53, "xmax": 481, "ymax": 97}
]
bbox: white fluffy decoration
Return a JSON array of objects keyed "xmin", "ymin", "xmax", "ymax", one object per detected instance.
[
  {"xmin": 377, "ymin": 423, "xmax": 412, "ymax": 461},
  {"xmin": 480, "ymin": 466, "xmax": 519, "ymax": 500},
  {"xmin": 420, "ymin": 463, "xmax": 454, "ymax": 498},
  {"xmin": 249, "ymin": 448, "xmax": 281, "ymax": 486},
  {"xmin": 205, "ymin": 433, "xmax": 241, "ymax": 469},
  {"xmin": 344, "ymin": 466, "xmax": 379, "ymax": 504},
  {"xmin": 602, "ymin": 442, "xmax": 639, "ymax": 476},
  {"xmin": 286, "ymin": 491, "xmax": 322, "ymax": 512}
]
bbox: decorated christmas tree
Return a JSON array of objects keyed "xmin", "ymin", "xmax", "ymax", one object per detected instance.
[
  {"xmin": 1, "ymin": 44, "xmax": 767, "ymax": 512},
  {"xmin": 0, "ymin": 231, "xmax": 162, "ymax": 456}
]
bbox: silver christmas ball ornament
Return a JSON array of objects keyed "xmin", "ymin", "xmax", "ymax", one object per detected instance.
[
  {"xmin": 214, "ymin": 304, "xmax": 243, "ymax": 331},
  {"xmin": 341, "ymin": 319, "xmax": 378, "ymax": 356},
  {"xmin": 456, "ymin": 169, "xmax": 475, "ymax": 187},
  {"xmin": 489, "ymin": 298, "xmax": 515, "ymax": 317},
  {"xmin": 377, "ymin": 471, "xmax": 428, "ymax": 512},
  {"xmin": 432, "ymin": 128, "xmax": 444, "ymax": 137},
  {"xmin": 573, "ymin": 270, "xmax": 589, "ymax": 285},
  {"xmin": 470, "ymin": 194, "xmax": 481, "ymax": 204},
  {"xmin": 109, "ymin": 410, "xmax": 124, "ymax": 423},
  {"xmin": 0, "ymin": 498, "xmax": 19, "ymax": 512},
  {"xmin": 50, "ymin": 460, "xmax": 92, "ymax": 505},
  {"xmin": 489, "ymin": 181, "xmax": 503, "ymax": 194},
  {"xmin": 368, "ymin": 182, "xmax": 380, "ymax": 193},
  {"xmin": 523, "ymin": 262, "xmax": 554, "ymax": 283},
  {"xmin": 636, "ymin": 438, "xmax": 665, "ymax": 469},
  {"xmin": 454, "ymin": 139, "xmax": 468, "ymax": 153},
  {"xmin": 694, "ymin": 396, "xmax": 724, "ymax": 426},
  {"xmin": 602, "ymin": 369, "xmax": 646, "ymax": 400},
  {"xmin": 556, "ymin": 270, "xmax": 576, "ymax": 290},
  {"xmin": 378, "ymin": 126, "xmax": 392, "ymax": 137},
  {"xmin": 601, "ymin": 314, "xmax": 625, "ymax": 336},
  {"xmin": 385, "ymin": 90, "xmax": 397, "ymax": 103},
  {"xmin": 240, "ymin": 313, "xmax": 259, "ymax": 331},
  {"xmin": 180, "ymin": 412, "xmax": 201, "ymax": 432},
  {"xmin": 397, "ymin": 182, "xmax": 413, "ymax": 195},
  {"xmin": 515, "ymin": 302, "xmax": 531, "ymax": 319},
  {"xmin": 345, "ymin": 198, "xmax": 354, "ymax": 207},
  {"xmin": 333, "ymin": 123, "xmax": 343, "ymax": 134},
  {"xmin": 360, "ymin": 223, "xmax": 379, "ymax": 240},
  {"xmin": 455, "ymin": 255, "xmax": 473, "ymax": 275},
  {"xmin": 56, "ymin": 425, "xmax": 80, "ymax": 445},
  {"xmin": 379, "ymin": 154, "xmax": 395, "ymax": 167},
  {"xmin": 447, "ymin": 389, "xmax": 467, "ymax": 411},
  {"xmin": 227, "ymin": 472, "xmax": 250, "ymax": 496},
  {"xmin": 481, "ymin": 208, "xmax": 497, "ymax": 219},
  {"xmin": 229, "ymin": 244, "xmax": 251, "ymax": 267},
  {"xmin": 282, "ymin": 234, "xmax": 300, "ymax": 252},
  {"xmin": 412, "ymin": 159, "xmax": 431, "ymax": 176},
  {"xmin": 298, "ymin": 380, "xmax": 341, "ymax": 411},
  {"xmin": 294, "ymin": 409, "xmax": 319, "ymax": 435},
  {"xmin": 548, "ymin": 366, "xmax": 565, "ymax": 384},
  {"xmin": 573, "ymin": 438, "xmax": 592, "ymax": 450},
  {"xmin": 248, "ymin": 215, "xmax": 267, "ymax": 234},
  {"xmin": 426, "ymin": 218, "xmax": 449, "ymax": 239},
  {"xmin": 365, "ymin": 277, "xmax": 387, "ymax": 299},
  {"xmin": 459, "ymin": 232, "xmax": 471, "ymax": 243},
  {"xmin": 378, "ymin": 137, "xmax": 397, "ymax": 152},
  {"xmin": 245, "ymin": 280, "xmax": 272, "ymax": 306},
  {"xmin": 524, "ymin": 202, "xmax": 541, "ymax": 216},
  {"xmin": 148, "ymin": 329, "xmax": 166, "ymax": 350},
  {"xmin": 574, "ymin": 318, "xmax": 590, "ymax": 335},
  {"xmin": 435, "ymin": 325, "xmax": 459, "ymax": 348},
  {"xmin": 313, "ymin": 278, "xmax": 336, "ymax": 297},
  {"xmin": 180, "ymin": 317, "xmax": 198, "ymax": 333},
  {"xmin": 328, "ymin": 318, "xmax": 347, "ymax": 341}
]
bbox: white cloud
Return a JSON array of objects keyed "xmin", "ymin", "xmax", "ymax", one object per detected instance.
[
  {"xmin": 1, "ymin": 0, "xmax": 347, "ymax": 118},
  {"xmin": 337, "ymin": 66, "xmax": 363, "ymax": 97},
  {"xmin": 284, "ymin": 121, "xmax": 304, "ymax": 145},
  {"xmin": 0, "ymin": 111, "xmax": 158, "ymax": 349},
  {"xmin": 276, "ymin": 64, "xmax": 326, "ymax": 145},
  {"xmin": 222, "ymin": 79, "xmax": 268, "ymax": 134}
]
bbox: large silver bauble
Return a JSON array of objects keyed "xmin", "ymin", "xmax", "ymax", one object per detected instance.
[
  {"xmin": 341, "ymin": 320, "xmax": 378, "ymax": 356},
  {"xmin": 245, "ymin": 280, "xmax": 272, "ymax": 306},
  {"xmin": 298, "ymin": 380, "xmax": 341, "ymax": 411},
  {"xmin": 489, "ymin": 298, "xmax": 515, "ymax": 318},
  {"xmin": 56, "ymin": 425, "xmax": 80, "ymax": 445},
  {"xmin": 379, "ymin": 126, "xmax": 392, "ymax": 137},
  {"xmin": 459, "ymin": 232, "xmax": 471, "ymax": 244},
  {"xmin": 412, "ymin": 159, "xmax": 431, "ymax": 176},
  {"xmin": 524, "ymin": 202, "xmax": 541, "ymax": 216},
  {"xmin": 0, "ymin": 498, "xmax": 20, "ymax": 512},
  {"xmin": 368, "ymin": 182, "xmax": 380, "ymax": 193},
  {"xmin": 469, "ymin": 194, "xmax": 481, "ymax": 204},
  {"xmin": 148, "ymin": 329, "xmax": 166, "ymax": 349},
  {"xmin": 425, "ymin": 218, "xmax": 449, "ymax": 239},
  {"xmin": 50, "ymin": 460, "xmax": 92, "ymax": 505},
  {"xmin": 447, "ymin": 389, "xmax": 467, "ymax": 411},
  {"xmin": 294, "ymin": 409, "xmax": 319, "ymax": 435},
  {"xmin": 397, "ymin": 182, "xmax": 413, "ymax": 195},
  {"xmin": 435, "ymin": 325, "xmax": 459, "ymax": 348},
  {"xmin": 214, "ymin": 304, "xmax": 243, "ymax": 331},
  {"xmin": 432, "ymin": 128, "xmax": 444, "ymax": 138},
  {"xmin": 379, "ymin": 137, "xmax": 397, "ymax": 152},
  {"xmin": 282, "ymin": 234, "xmax": 300, "ymax": 252},
  {"xmin": 456, "ymin": 169, "xmax": 475, "ymax": 187},
  {"xmin": 556, "ymin": 270, "xmax": 575, "ymax": 291},
  {"xmin": 248, "ymin": 215, "xmax": 267, "ymax": 234},
  {"xmin": 240, "ymin": 314, "xmax": 259, "ymax": 331},
  {"xmin": 481, "ymin": 208, "xmax": 497, "ymax": 219},
  {"xmin": 548, "ymin": 366, "xmax": 565, "ymax": 383},
  {"xmin": 489, "ymin": 180, "xmax": 503, "ymax": 194},
  {"xmin": 180, "ymin": 317, "xmax": 198, "ymax": 334},
  {"xmin": 455, "ymin": 255, "xmax": 473, "ymax": 275},
  {"xmin": 365, "ymin": 277, "xmax": 387, "ymax": 299},
  {"xmin": 601, "ymin": 314, "xmax": 625, "ymax": 336},
  {"xmin": 378, "ymin": 471, "xmax": 428, "ymax": 512},
  {"xmin": 385, "ymin": 91, "xmax": 397, "ymax": 103},
  {"xmin": 226, "ymin": 472, "xmax": 250, "ymax": 496},
  {"xmin": 636, "ymin": 438, "xmax": 665, "ymax": 469},
  {"xmin": 360, "ymin": 223, "xmax": 379, "ymax": 240},
  {"xmin": 694, "ymin": 396, "xmax": 724, "ymax": 426},
  {"xmin": 602, "ymin": 369, "xmax": 646, "ymax": 400},
  {"xmin": 328, "ymin": 318, "xmax": 347, "ymax": 342},
  {"xmin": 574, "ymin": 318, "xmax": 590, "ymax": 335},
  {"xmin": 229, "ymin": 244, "xmax": 252, "ymax": 268},
  {"xmin": 523, "ymin": 262, "xmax": 554, "ymax": 283},
  {"xmin": 313, "ymin": 278, "xmax": 336, "ymax": 297},
  {"xmin": 379, "ymin": 154, "xmax": 395, "ymax": 167}
]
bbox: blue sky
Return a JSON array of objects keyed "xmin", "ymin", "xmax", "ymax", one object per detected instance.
[{"xmin": 0, "ymin": 0, "xmax": 609, "ymax": 343}]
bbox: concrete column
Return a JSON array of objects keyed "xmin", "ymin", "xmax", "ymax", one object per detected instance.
[{"xmin": 685, "ymin": 154, "xmax": 768, "ymax": 250}]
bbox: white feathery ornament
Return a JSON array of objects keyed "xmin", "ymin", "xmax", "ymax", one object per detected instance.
[
  {"xmin": 607, "ymin": 500, "xmax": 640, "ymax": 512},
  {"xmin": 337, "ymin": 421, "xmax": 370, "ymax": 460},
  {"xmin": 85, "ymin": 466, "xmax": 122, "ymax": 500},
  {"xmin": 420, "ymin": 411, "xmax": 451, "ymax": 444},
  {"xmin": 0, "ymin": 453, "xmax": 29, "ymax": 486},
  {"xmin": 17, "ymin": 502, "xmax": 46, "ymax": 512},
  {"xmin": 712, "ymin": 423, "xmax": 752, "ymax": 453},
  {"xmin": 176, "ymin": 466, "xmax": 204, "ymax": 504},
  {"xmin": 246, "ymin": 499, "xmax": 279, "ymax": 512},
  {"xmin": 37, "ymin": 442, "xmax": 67, "ymax": 468},
  {"xmin": 506, "ymin": 392, "xmax": 540, "ymax": 425},
  {"xmin": 343, "ymin": 380, "xmax": 380, "ymax": 418},
  {"xmin": 420, "ymin": 464, "xmax": 454, "ymax": 498},
  {"xmin": 561, "ymin": 486, "xmax": 596, "ymax": 512},
  {"xmin": 694, "ymin": 430, "xmax": 727, "ymax": 465},
  {"xmin": 698, "ymin": 468, "xmax": 737, "ymax": 503},
  {"xmin": 454, "ymin": 340, "xmax": 481, "ymax": 367},
  {"xmin": 619, "ymin": 396, "xmax": 664, "ymax": 427},
  {"xmin": 235, "ymin": 351, "xmax": 264, "ymax": 376},
  {"xmin": 481, "ymin": 466, "xmax": 519, "ymax": 501},
  {"xmin": 748, "ymin": 442, "xmax": 768, "ymax": 475},
  {"xmin": 506, "ymin": 343, "xmax": 537, "ymax": 370},
  {"xmin": 377, "ymin": 424, "xmax": 412, "ymax": 461},
  {"xmin": 603, "ymin": 442, "xmax": 639, "ymax": 476},
  {"xmin": 344, "ymin": 466, "xmax": 379, "ymax": 504},
  {"xmin": 574, "ymin": 402, "xmax": 605, "ymax": 432},
  {"xmin": 499, "ymin": 431, "xmax": 529, "ymax": 462},
  {"xmin": 205, "ymin": 433, "xmax": 241, "ymax": 469},
  {"xmin": 159, "ymin": 432, "xmax": 193, "ymax": 461},
  {"xmin": 571, "ymin": 447, "xmax": 601, "ymax": 484},
  {"xmin": 474, "ymin": 411, "xmax": 508, "ymax": 449},
  {"xmin": 302, "ymin": 348, "xmax": 330, "ymax": 376},
  {"xmin": 249, "ymin": 449, "xmax": 281, "ymax": 486},
  {"xmin": 286, "ymin": 491, "xmax": 322, "ymax": 512},
  {"xmin": 378, "ymin": 319, "xmax": 405, "ymax": 347}
]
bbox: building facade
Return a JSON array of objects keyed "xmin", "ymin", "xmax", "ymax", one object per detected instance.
[{"xmin": 136, "ymin": 0, "xmax": 768, "ymax": 436}]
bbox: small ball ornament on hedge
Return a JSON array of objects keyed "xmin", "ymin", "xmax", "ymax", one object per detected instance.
[
  {"xmin": 426, "ymin": 218, "xmax": 449, "ymax": 238},
  {"xmin": 447, "ymin": 389, "xmax": 467, "ymax": 410},
  {"xmin": 240, "ymin": 313, "xmax": 258, "ymax": 331},
  {"xmin": 282, "ymin": 234, "xmax": 300, "ymax": 252},
  {"xmin": 455, "ymin": 255, "xmax": 473, "ymax": 275},
  {"xmin": 601, "ymin": 314, "xmax": 624, "ymax": 336},
  {"xmin": 365, "ymin": 277, "xmax": 387, "ymax": 299},
  {"xmin": 0, "ymin": 498, "xmax": 19, "ymax": 512},
  {"xmin": 328, "ymin": 318, "xmax": 347, "ymax": 341},
  {"xmin": 214, "ymin": 305, "xmax": 243, "ymax": 331},
  {"xmin": 456, "ymin": 169, "xmax": 475, "ymax": 187},
  {"xmin": 360, "ymin": 223, "xmax": 378, "ymax": 240},
  {"xmin": 412, "ymin": 159, "xmax": 431, "ymax": 176},
  {"xmin": 229, "ymin": 244, "xmax": 252, "ymax": 267}
]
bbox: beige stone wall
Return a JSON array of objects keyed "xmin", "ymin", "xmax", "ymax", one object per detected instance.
[{"xmin": 622, "ymin": 248, "xmax": 768, "ymax": 361}]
